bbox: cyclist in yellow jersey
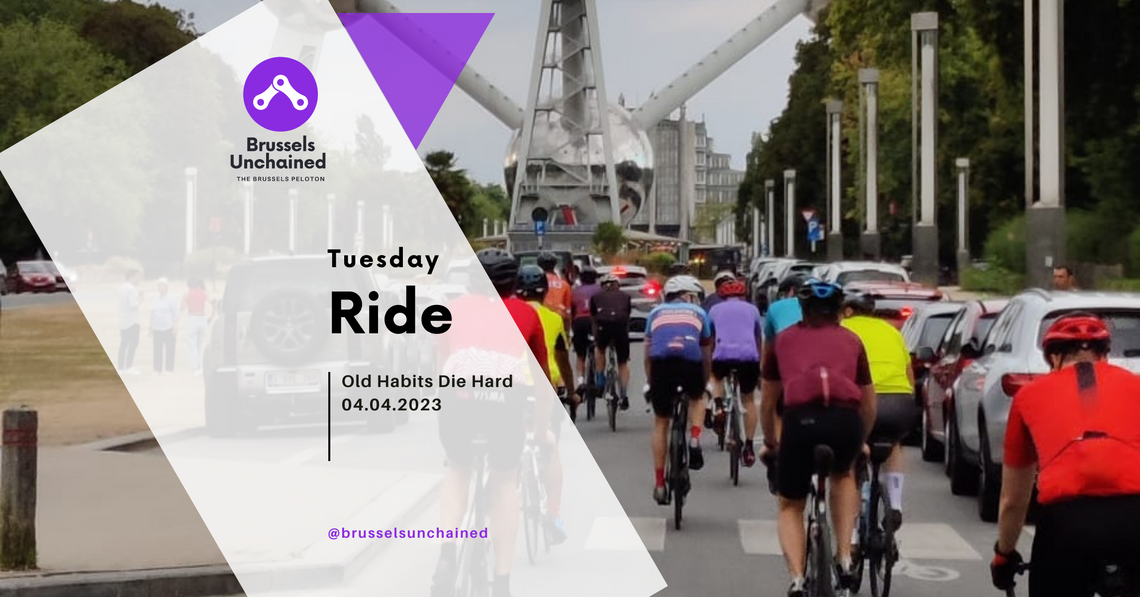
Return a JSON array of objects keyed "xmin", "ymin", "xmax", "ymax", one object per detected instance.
[
  {"xmin": 841, "ymin": 292, "xmax": 917, "ymax": 533},
  {"xmin": 517, "ymin": 264, "xmax": 576, "ymax": 544}
]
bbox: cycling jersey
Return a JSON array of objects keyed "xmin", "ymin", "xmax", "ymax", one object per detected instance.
[
  {"xmin": 528, "ymin": 301, "xmax": 569, "ymax": 387},
  {"xmin": 708, "ymin": 299, "xmax": 763, "ymax": 362},
  {"xmin": 444, "ymin": 295, "xmax": 547, "ymax": 369},
  {"xmin": 1005, "ymin": 361, "xmax": 1140, "ymax": 505},
  {"xmin": 841, "ymin": 315, "xmax": 913, "ymax": 395},
  {"xmin": 763, "ymin": 297, "xmax": 803, "ymax": 341},
  {"xmin": 644, "ymin": 301, "xmax": 711, "ymax": 362},
  {"xmin": 543, "ymin": 273, "xmax": 572, "ymax": 320},
  {"xmin": 590, "ymin": 289, "xmax": 632, "ymax": 323},
  {"xmin": 571, "ymin": 283, "xmax": 601, "ymax": 320},
  {"xmin": 761, "ymin": 323, "xmax": 872, "ymax": 409}
]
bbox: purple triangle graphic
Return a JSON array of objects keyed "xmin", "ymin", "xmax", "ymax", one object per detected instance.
[{"xmin": 341, "ymin": 12, "xmax": 493, "ymax": 149}]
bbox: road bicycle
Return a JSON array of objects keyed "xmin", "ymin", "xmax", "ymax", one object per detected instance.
[
  {"xmin": 804, "ymin": 445, "xmax": 839, "ymax": 597},
  {"xmin": 582, "ymin": 337, "xmax": 598, "ymax": 421},
  {"xmin": 850, "ymin": 442, "xmax": 900, "ymax": 597},
  {"xmin": 662, "ymin": 385, "xmax": 692, "ymax": 530},
  {"xmin": 519, "ymin": 429, "xmax": 550, "ymax": 564},
  {"xmin": 718, "ymin": 371, "xmax": 745, "ymax": 487},
  {"xmin": 1005, "ymin": 560, "xmax": 1136, "ymax": 596},
  {"xmin": 450, "ymin": 437, "xmax": 492, "ymax": 597},
  {"xmin": 603, "ymin": 345, "xmax": 620, "ymax": 432}
]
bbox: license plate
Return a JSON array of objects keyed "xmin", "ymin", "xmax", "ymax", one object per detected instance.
[{"xmin": 266, "ymin": 370, "xmax": 322, "ymax": 394}]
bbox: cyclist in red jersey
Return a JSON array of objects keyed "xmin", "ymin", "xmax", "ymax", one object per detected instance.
[
  {"xmin": 432, "ymin": 248, "xmax": 551, "ymax": 597},
  {"xmin": 992, "ymin": 313, "xmax": 1140, "ymax": 597}
]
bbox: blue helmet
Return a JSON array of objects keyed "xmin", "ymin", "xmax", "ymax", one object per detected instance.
[{"xmin": 797, "ymin": 278, "xmax": 844, "ymax": 314}]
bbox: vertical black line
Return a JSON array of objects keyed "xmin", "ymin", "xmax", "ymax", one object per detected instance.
[{"xmin": 328, "ymin": 371, "xmax": 332, "ymax": 461}]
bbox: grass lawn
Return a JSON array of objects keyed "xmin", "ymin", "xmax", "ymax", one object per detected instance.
[{"xmin": 1, "ymin": 302, "xmax": 147, "ymax": 446}]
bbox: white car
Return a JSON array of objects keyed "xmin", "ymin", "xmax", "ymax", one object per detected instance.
[{"xmin": 816, "ymin": 261, "xmax": 910, "ymax": 288}]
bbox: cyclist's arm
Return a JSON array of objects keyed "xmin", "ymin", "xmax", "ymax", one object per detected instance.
[
  {"xmin": 760, "ymin": 348, "xmax": 781, "ymax": 445},
  {"xmin": 700, "ymin": 314, "xmax": 713, "ymax": 383},
  {"xmin": 855, "ymin": 348, "xmax": 877, "ymax": 440},
  {"xmin": 554, "ymin": 335, "xmax": 573, "ymax": 391},
  {"xmin": 997, "ymin": 401, "xmax": 1036, "ymax": 553}
]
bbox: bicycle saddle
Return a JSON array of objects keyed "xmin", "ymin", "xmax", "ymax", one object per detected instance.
[
  {"xmin": 814, "ymin": 445, "xmax": 834, "ymax": 474},
  {"xmin": 870, "ymin": 442, "xmax": 894, "ymax": 466}
]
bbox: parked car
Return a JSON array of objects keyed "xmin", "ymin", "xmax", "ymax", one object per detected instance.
[
  {"xmin": 817, "ymin": 261, "xmax": 910, "ymax": 288},
  {"xmin": 750, "ymin": 259, "xmax": 795, "ymax": 310},
  {"xmin": 759, "ymin": 260, "xmax": 822, "ymax": 310},
  {"xmin": 203, "ymin": 256, "xmax": 400, "ymax": 437},
  {"xmin": 9, "ymin": 260, "xmax": 65, "ymax": 293},
  {"xmin": 596, "ymin": 264, "xmax": 663, "ymax": 341},
  {"xmin": 898, "ymin": 300, "xmax": 964, "ymax": 441},
  {"xmin": 918, "ymin": 299, "xmax": 1007, "ymax": 463},
  {"xmin": 843, "ymin": 281, "xmax": 946, "ymax": 328},
  {"xmin": 949, "ymin": 290, "xmax": 1140, "ymax": 522},
  {"xmin": 746, "ymin": 258, "xmax": 786, "ymax": 306}
]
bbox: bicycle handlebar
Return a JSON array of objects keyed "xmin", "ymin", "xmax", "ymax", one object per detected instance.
[{"xmin": 1004, "ymin": 562, "xmax": 1031, "ymax": 597}]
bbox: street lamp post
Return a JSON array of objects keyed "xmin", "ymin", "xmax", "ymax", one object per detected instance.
[
  {"xmin": 783, "ymin": 169, "xmax": 796, "ymax": 258},
  {"xmin": 185, "ymin": 167, "xmax": 197, "ymax": 257},
  {"xmin": 826, "ymin": 99, "xmax": 844, "ymax": 261},
  {"xmin": 859, "ymin": 68, "xmax": 882, "ymax": 259},
  {"xmin": 912, "ymin": 12, "xmax": 940, "ymax": 286},
  {"xmin": 1027, "ymin": 0, "xmax": 1067, "ymax": 287},
  {"xmin": 288, "ymin": 188, "xmax": 298, "ymax": 253},
  {"xmin": 243, "ymin": 182, "xmax": 253, "ymax": 256},
  {"xmin": 765, "ymin": 179, "xmax": 775, "ymax": 257},
  {"xmin": 955, "ymin": 158, "xmax": 971, "ymax": 276}
]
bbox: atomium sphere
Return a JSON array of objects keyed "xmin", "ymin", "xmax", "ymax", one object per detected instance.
[{"xmin": 504, "ymin": 102, "xmax": 654, "ymax": 227}]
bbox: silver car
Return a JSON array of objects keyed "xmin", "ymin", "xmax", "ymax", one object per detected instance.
[
  {"xmin": 816, "ymin": 261, "xmax": 910, "ymax": 287},
  {"xmin": 596, "ymin": 265, "xmax": 661, "ymax": 341},
  {"xmin": 948, "ymin": 290, "xmax": 1140, "ymax": 522}
]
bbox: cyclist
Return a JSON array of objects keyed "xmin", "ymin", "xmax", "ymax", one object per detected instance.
[
  {"xmin": 992, "ymin": 313, "xmax": 1140, "ymax": 597},
  {"xmin": 702, "ymin": 270, "xmax": 738, "ymax": 312},
  {"xmin": 707, "ymin": 277, "xmax": 764, "ymax": 467},
  {"xmin": 538, "ymin": 252, "xmax": 571, "ymax": 327},
  {"xmin": 759, "ymin": 279, "xmax": 877, "ymax": 597},
  {"xmin": 570, "ymin": 267, "xmax": 602, "ymax": 396},
  {"xmin": 759, "ymin": 275, "xmax": 807, "ymax": 452},
  {"xmin": 841, "ymin": 291, "xmax": 916, "ymax": 533},
  {"xmin": 516, "ymin": 264, "xmax": 576, "ymax": 545},
  {"xmin": 590, "ymin": 273, "xmax": 633, "ymax": 410},
  {"xmin": 433, "ymin": 248, "xmax": 552, "ymax": 597},
  {"xmin": 645, "ymin": 276, "xmax": 713, "ymax": 504}
]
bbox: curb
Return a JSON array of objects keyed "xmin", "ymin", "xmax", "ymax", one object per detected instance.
[
  {"xmin": 78, "ymin": 428, "xmax": 206, "ymax": 453},
  {"xmin": 0, "ymin": 565, "xmax": 240, "ymax": 597}
]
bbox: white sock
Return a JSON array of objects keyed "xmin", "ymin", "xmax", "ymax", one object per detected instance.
[
  {"xmin": 851, "ymin": 527, "xmax": 860, "ymax": 545},
  {"xmin": 886, "ymin": 473, "xmax": 904, "ymax": 511}
]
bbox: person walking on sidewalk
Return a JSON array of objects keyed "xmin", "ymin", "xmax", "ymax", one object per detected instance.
[
  {"xmin": 182, "ymin": 277, "xmax": 211, "ymax": 375},
  {"xmin": 150, "ymin": 278, "xmax": 179, "ymax": 374},
  {"xmin": 117, "ymin": 269, "xmax": 142, "ymax": 374}
]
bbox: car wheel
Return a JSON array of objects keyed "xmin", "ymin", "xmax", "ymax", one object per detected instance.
[
  {"xmin": 249, "ymin": 289, "xmax": 326, "ymax": 367},
  {"xmin": 921, "ymin": 407, "xmax": 944, "ymax": 462},
  {"xmin": 977, "ymin": 413, "xmax": 1001, "ymax": 523},
  {"xmin": 948, "ymin": 407, "xmax": 979, "ymax": 496}
]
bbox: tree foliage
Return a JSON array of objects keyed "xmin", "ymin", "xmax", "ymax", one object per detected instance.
[{"xmin": 592, "ymin": 222, "xmax": 626, "ymax": 258}]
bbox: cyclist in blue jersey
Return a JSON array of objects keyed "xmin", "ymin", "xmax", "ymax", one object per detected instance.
[
  {"xmin": 645, "ymin": 276, "xmax": 713, "ymax": 505},
  {"xmin": 760, "ymin": 275, "xmax": 806, "ymax": 448},
  {"xmin": 708, "ymin": 277, "xmax": 764, "ymax": 467}
]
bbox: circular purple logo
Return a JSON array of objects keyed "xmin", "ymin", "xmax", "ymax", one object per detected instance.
[{"xmin": 243, "ymin": 57, "xmax": 318, "ymax": 132}]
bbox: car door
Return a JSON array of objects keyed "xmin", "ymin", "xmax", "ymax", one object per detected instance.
[
  {"xmin": 957, "ymin": 300, "xmax": 1023, "ymax": 456},
  {"xmin": 928, "ymin": 308, "xmax": 966, "ymax": 438}
]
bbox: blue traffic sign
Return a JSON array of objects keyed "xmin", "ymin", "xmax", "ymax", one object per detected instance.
[
  {"xmin": 534, "ymin": 220, "xmax": 547, "ymax": 236},
  {"xmin": 807, "ymin": 217, "xmax": 824, "ymax": 242}
]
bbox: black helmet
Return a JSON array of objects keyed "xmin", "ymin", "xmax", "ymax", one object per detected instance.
[
  {"xmin": 537, "ymin": 252, "xmax": 558, "ymax": 272},
  {"xmin": 778, "ymin": 273, "xmax": 807, "ymax": 297},
  {"xmin": 844, "ymin": 291, "xmax": 875, "ymax": 315},
  {"xmin": 477, "ymin": 248, "xmax": 519, "ymax": 296},
  {"xmin": 579, "ymin": 267, "xmax": 598, "ymax": 284},
  {"xmin": 516, "ymin": 264, "xmax": 548, "ymax": 301}
]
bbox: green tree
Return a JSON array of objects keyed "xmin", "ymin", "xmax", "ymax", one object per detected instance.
[
  {"xmin": 424, "ymin": 150, "xmax": 475, "ymax": 231},
  {"xmin": 592, "ymin": 222, "xmax": 626, "ymax": 259},
  {"xmin": 78, "ymin": 0, "xmax": 198, "ymax": 73}
]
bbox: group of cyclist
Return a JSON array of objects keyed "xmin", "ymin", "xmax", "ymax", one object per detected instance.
[{"xmin": 436, "ymin": 247, "xmax": 1140, "ymax": 597}]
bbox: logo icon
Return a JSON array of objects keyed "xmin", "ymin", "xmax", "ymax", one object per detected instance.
[{"xmin": 243, "ymin": 57, "xmax": 318, "ymax": 132}]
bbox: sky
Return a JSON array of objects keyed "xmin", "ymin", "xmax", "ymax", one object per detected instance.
[{"xmin": 161, "ymin": 0, "xmax": 814, "ymax": 186}]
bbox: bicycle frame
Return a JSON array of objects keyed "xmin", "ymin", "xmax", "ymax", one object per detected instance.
[
  {"xmin": 805, "ymin": 446, "xmax": 837, "ymax": 597},
  {"xmin": 519, "ymin": 432, "xmax": 549, "ymax": 564},
  {"xmin": 667, "ymin": 386, "xmax": 691, "ymax": 530}
]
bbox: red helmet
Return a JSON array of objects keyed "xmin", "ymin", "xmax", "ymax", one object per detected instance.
[
  {"xmin": 1042, "ymin": 313, "xmax": 1111, "ymax": 354},
  {"xmin": 718, "ymin": 279, "xmax": 747, "ymax": 298}
]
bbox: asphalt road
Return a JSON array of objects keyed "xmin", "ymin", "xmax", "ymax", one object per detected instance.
[
  {"xmin": 0, "ymin": 291, "xmax": 74, "ymax": 310},
  {"xmin": 153, "ymin": 340, "xmax": 1038, "ymax": 597}
]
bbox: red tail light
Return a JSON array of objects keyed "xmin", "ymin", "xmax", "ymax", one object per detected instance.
[
  {"xmin": 1001, "ymin": 373, "xmax": 1039, "ymax": 397},
  {"xmin": 643, "ymin": 281, "xmax": 661, "ymax": 297},
  {"xmin": 900, "ymin": 306, "xmax": 914, "ymax": 319}
]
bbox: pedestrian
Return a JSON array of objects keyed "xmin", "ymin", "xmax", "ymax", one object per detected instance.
[
  {"xmin": 182, "ymin": 277, "xmax": 210, "ymax": 375},
  {"xmin": 117, "ymin": 269, "xmax": 142, "ymax": 375},
  {"xmin": 1052, "ymin": 265, "xmax": 1079, "ymax": 291},
  {"xmin": 150, "ymin": 277, "xmax": 179, "ymax": 374}
]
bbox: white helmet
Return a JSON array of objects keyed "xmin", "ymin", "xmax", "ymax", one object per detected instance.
[
  {"xmin": 714, "ymin": 270, "xmax": 736, "ymax": 286},
  {"xmin": 600, "ymin": 273, "xmax": 620, "ymax": 286},
  {"xmin": 664, "ymin": 275, "xmax": 703, "ymax": 298}
]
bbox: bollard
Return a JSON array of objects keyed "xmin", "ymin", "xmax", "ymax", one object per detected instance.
[{"xmin": 1, "ymin": 407, "xmax": 37, "ymax": 570}]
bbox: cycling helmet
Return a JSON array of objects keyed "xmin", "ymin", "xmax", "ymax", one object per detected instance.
[
  {"xmin": 1042, "ymin": 312, "xmax": 1111, "ymax": 357},
  {"xmin": 718, "ymin": 278, "xmax": 747, "ymax": 298},
  {"xmin": 600, "ymin": 273, "xmax": 620, "ymax": 287},
  {"xmin": 664, "ymin": 275, "xmax": 703, "ymax": 300},
  {"xmin": 477, "ymin": 248, "xmax": 519, "ymax": 295},
  {"xmin": 844, "ymin": 291, "xmax": 875, "ymax": 315},
  {"xmin": 778, "ymin": 274, "xmax": 807, "ymax": 297},
  {"xmin": 797, "ymin": 278, "xmax": 844, "ymax": 314},
  {"xmin": 714, "ymin": 271, "xmax": 736, "ymax": 287},
  {"xmin": 516, "ymin": 264, "xmax": 548, "ymax": 301},
  {"xmin": 537, "ymin": 252, "xmax": 558, "ymax": 272},
  {"xmin": 579, "ymin": 267, "xmax": 599, "ymax": 285}
]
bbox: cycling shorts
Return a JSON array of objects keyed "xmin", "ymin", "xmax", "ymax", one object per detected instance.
[
  {"xmin": 1029, "ymin": 495, "xmax": 1140, "ymax": 597},
  {"xmin": 868, "ymin": 393, "xmax": 920, "ymax": 445},
  {"xmin": 571, "ymin": 318, "xmax": 593, "ymax": 359},
  {"xmin": 777, "ymin": 404, "xmax": 864, "ymax": 500},
  {"xmin": 595, "ymin": 321, "xmax": 631, "ymax": 364},
  {"xmin": 712, "ymin": 360, "xmax": 760, "ymax": 394},
  {"xmin": 648, "ymin": 357, "xmax": 705, "ymax": 418}
]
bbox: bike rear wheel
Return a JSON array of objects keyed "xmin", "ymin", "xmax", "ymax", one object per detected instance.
[
  {"xmin": 870, "ymin": 483, "xmax": 896, "ymax": 597},
  {"xmin": 521, "ymin": 468, "xmax": 541, "ymax": 564},
  {"xmin": 670, "ymin": 395, "xmax": 688, "ymax": 530},
  {"xmin": 728, "ymin": 406, "xmax": 742, "ymax": 486},
  {"xmin": 585, "ymin": 349, "xmax": 597, "ymax": 420},
  {"xmin": 606, "ymin": 351, "xmax": 619, "ymax": 432}
]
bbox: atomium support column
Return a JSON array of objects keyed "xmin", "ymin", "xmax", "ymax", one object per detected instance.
[
  {"xmin": 912, "ymin": 13, "xmax": 940, "ymax": 286},
  {"xmin": 859, "ymin": 69, "xmax": 881, "ymax": 260},
  {"xmin": 825, "ymin": 99, "xmax": 843, "ymax": 262}
]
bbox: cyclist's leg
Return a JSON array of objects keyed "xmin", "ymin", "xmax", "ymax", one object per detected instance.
[
  {"xmin": 593, "ymin": 323, "xmax": 609, "ymax": 387},
  {"xmin": 739, "ymin": 361, "xmax": 761, "ymax": 464},
  {"xmin": 616, "ymin": 322, "xmax": 631, "ymax": 403},
  {"xmin": 571, "ymin": 318, "xmax": 591, "ymax": 388},
  {"xmin": 823, "ymin": 407, "xmax": 864, "ymax": 575},
  {"xmin": 876, "ymin": 393, "xmax": 920, "ymax": 524},
  {"xmin": 776, "ymin": 406, "xmax": 815, "ymax": 581},
  {"xmin": 543, "ymin": 408, "xmax": 567, "ymax": 543},
  {"xmin": 682, "ymin": 360, "xmax": 708, "ymax": 470},
  {"xmin": 434, "ymin": 404, "xmax": 478, "ymax": 588},
  {"xmin": 486, "ymin": 403, "xmax": 527, "ymax": 594},
  {"xmin": 648, "ymin": 360, "xmax": 674, "ymax": 502}
]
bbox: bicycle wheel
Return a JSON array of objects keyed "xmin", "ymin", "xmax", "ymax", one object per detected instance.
[
  {"xmin": 729, "ymin": 406, "xmax": 741, "ymax": 486},
  {"xmin": 814, "ymin": 518, "xmax": 836, "ymax": 597},
  {"xmin": 458, "ymin": 525, "xmax": 489, "ymax": 597},
  {"xmin": 521, "ymin": 466, "xmax": 540, "ymax": 564},
  {"xmin": 585, "ymin": 350, "xmax": 597, "ymax": 420},
  {"xmin": 606, "ymin": 350, "xmax": 618, "ymax": 432},
  {"xmin": 670, "ymin": 399, "xmax": 687, "ymax": 530},
  {"xmin": 870, "ymin": 483, "xmax": 896, "ymax": 597}
]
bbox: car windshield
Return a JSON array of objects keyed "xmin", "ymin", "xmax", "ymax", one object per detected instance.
[
  {"xmin": 18, "ymin": 262, "xmax": 50, "ymax": 274},
  {"xmin": 919, "ymin": 314, "xmax": 956, "ymax": 350},
  {"xmin": 837, "ymin": 270, "xmax": 905, "ymax": 286},
  {"xmin": 1037, "ymin": 310, "xmax": 1140, "ymax": 358},
  {"xmin": 975, "ymin": 313, "xmax": 999, "ymax": 343}
]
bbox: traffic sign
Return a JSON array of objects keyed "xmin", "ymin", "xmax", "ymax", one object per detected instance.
[
  {"xmin": 534, "ymin": 220, "xmax": 547, "ymax": 236},
  {"xmin": 802, "ymin": 209, "xmax": 816, "ymax": 223},
  {"xmin": 807, "ymin": 217, "xmax": 824, "ymax": 242}
]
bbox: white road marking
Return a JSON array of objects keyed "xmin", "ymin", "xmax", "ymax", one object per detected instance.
[
  {"xmin": 739, "ymin": 520, "xmax": 982, "ymax": 561},
  {"xmin": 584, "ymin": 517, "xmax": 664, "ymax": 552}
]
